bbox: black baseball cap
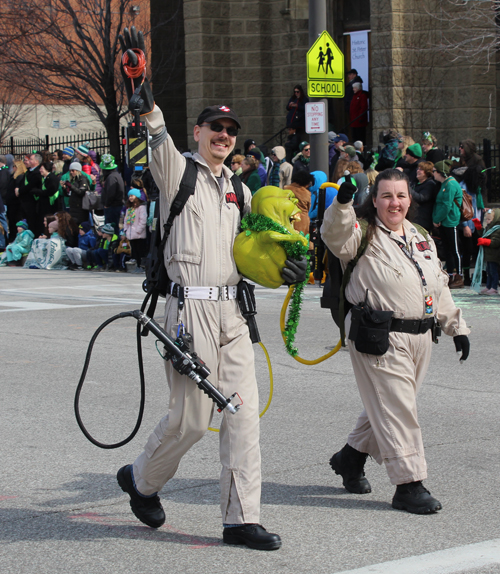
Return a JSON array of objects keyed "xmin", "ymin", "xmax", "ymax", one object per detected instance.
[{"xmin": 196, "ymin": 105, "xmax": 241, "ymax": 129}]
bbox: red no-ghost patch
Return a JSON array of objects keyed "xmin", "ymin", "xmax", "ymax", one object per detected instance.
[{"xmin": 416, "ymin": 241, "xmax": 431, "ymax": 252}]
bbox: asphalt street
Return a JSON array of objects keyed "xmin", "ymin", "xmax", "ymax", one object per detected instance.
[{"xmin": 1, "ymin": 268, "xmax": 499, "ymax": 574}]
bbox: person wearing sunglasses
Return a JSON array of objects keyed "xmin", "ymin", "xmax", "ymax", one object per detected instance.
[
  {"xmin": 111, "ymin": 26, "xmax": 313, "ymax": 552},
  {"xmin": 291, "ymin": 141, "xmax": 311, "ymax": 180},
  {"xmin": 230, "ymin": 154, "xmax": 245, "ymax": 176}
]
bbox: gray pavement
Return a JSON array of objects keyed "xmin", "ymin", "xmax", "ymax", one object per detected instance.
[{"xmin": 0, "ymin": 267, "xmax": 499, "ymax": 574}]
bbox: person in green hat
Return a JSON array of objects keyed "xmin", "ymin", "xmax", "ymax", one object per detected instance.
[
  {"xmin": 0, "ymin": 220, "xmax": 35, "ymax": 266},
  {"xmin": 432, "ymin": 159, "xmax": 464, "ymax": 288},
  {"xmin": 404, "ymin": 143, "xmax": 423, "ymax": 188},
  {"xmin": 100, "ymin": 154, "xmax": 125, "ymax": 229}
]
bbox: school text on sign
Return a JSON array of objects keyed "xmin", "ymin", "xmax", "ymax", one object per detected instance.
[{"xmin": 307, "ymin": 30, "xmax": 344, "ymax": 98}]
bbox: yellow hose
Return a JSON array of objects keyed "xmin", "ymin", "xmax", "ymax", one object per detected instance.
[
  {"xmin": 209, "ymin": 280, "xmax": 341, "ymax": 433},
  {"xmin": 280, "ymin": 285, "xmax": 342, "ymax": 364},
  {"xmin": 208, "ymin": 341, "xmax": 273, "ymax": 433}
]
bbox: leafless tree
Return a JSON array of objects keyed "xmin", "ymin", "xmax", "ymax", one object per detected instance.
[
  {"xmin": 0, "ymin": 0, "xmax": 182, "ymax": 162},
  {"xmin": 432, "ymin": 0, "xmax": 499, "ymax": 67},
  {"xmin": 0, "ymin": 89, "xmax": 35, "ymax": 145}
]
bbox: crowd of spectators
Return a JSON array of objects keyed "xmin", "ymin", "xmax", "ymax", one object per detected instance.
[
  {"xmin": 0, "ymin": 121, "xmax": 497, "ymax": 294},
  {"xmin": 0, "ymin": 144, "xmax": 156, "ymax": 273}
]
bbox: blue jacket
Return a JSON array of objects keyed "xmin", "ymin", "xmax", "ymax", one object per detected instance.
[
  {"xmin": 309, "ymin": 171, "xmax": 337, "ymax": 219},
  {"xmin": 78, "ymin": 230, "xmax": 97, "ymax": 251}
]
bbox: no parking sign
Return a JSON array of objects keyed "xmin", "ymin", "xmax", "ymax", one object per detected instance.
[{"xmin": 305, "ymin": 102, "xmax": 326, "ymax": 134}]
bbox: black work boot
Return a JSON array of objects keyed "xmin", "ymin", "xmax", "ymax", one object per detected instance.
[
  {"xmin": 329, "ymin": 443, "xmax": 372, "ymax": 494},
  {"xmin": 117, "ymin": 464, "xmax": 166, "ymax": 528},
  {"xmin": 392, "ymin": 481, "xmax": 442, "ymax": 514},
  {"xmin": 223, "ymin": 524, "xmax": 282, "ymax": 551}
]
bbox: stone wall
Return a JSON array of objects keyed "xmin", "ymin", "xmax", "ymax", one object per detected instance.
[
  {"xmin": 183, "ymin": 0, "xmax": 309, "ymax": 151},
  {"xmin": 370, "ymin": 0, "xmax": 497, "ymax": 147},
  {"xmin": 152, "ymin": 0, "xmax": 498, "ymax": 153}
]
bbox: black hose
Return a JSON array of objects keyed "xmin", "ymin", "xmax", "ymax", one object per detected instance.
[{"xmin": 74, "ymin": 311, "xmax": 146, "ymax": 449}]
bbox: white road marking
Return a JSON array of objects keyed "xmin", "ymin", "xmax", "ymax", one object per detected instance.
[
  {"xmin": 336, "ymin": 538, "xmax": 500, "ymax": 574},
  {"xmin": 0, "ymin": 301, "xmax": 125, "ymax": 313},
  {"xmin": 0, "ymin": 289, "xmax": 144, "ymax": 305}
]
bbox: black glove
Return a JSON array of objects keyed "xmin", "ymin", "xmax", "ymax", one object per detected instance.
[
  {"xmin": 119, "ymin": 26, "xmax": 155, "ymax": 115},
  {"xmin": 282, "ymin": 256, "xmax": 308, "ymax": 285},
  {"xmin": 453, "ymin": 335, "xmax": 470, "ymax": 362},
  {"xmin": 336, "ymin": 180, "xmax": 357, "ymax": 204}
]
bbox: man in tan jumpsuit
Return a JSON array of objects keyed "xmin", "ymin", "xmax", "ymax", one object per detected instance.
[
  {"xmin": 321, "ymin": 173, "xmax": 470, "ymax": 514},
  {"xmin": 115, "ymin": 27, "xmax": 305, "ymax": 551}
]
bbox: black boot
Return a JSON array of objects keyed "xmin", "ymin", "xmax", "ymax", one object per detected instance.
[
  {"xmin": 329, "ymin": 443, "xmax": 371, "ymax": 494},
  {"xmin": 117, "ymin": 465, "xmax": 165, "ymax": 528},
  {"xmin": 223, "ymin": 524, "xmax": 282, "ymax": 550},
  {"xmin": 392, "ymin": 481, "xmax": 442, "ymax": 514}
]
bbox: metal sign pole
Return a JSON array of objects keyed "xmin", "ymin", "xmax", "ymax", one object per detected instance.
[{"xmin": 309, "ymin": 0, "xmax": 329, "ymax": 176}]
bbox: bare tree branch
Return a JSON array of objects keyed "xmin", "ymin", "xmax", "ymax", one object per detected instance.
[
  {"xmin": 0, "ymin": 90, "xmax": 35, "ymax": 144},
  {"xmin": 430, "ymin": 0, "xmax": 499, "ymax": 67},
  {"xmin": 0, "ymin": 0, "xmax": 181, "ymax": 160}
]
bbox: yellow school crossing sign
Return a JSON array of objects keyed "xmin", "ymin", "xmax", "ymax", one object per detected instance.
[{"xmin": 307, "ymin": 31, "xmax": 344, "ymax": 98}]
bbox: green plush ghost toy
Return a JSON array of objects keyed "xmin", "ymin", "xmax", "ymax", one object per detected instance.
[{"xmin": 233, "ymin": 186, "xmax": 309, "ymax": 288}]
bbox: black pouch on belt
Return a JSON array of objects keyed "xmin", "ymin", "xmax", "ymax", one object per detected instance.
[
  {"xmin": 237, "ymin": 280, "xmax": 261, "ymax": 344},
  {"xmin": 348, "ymin": 302, "xmax": 393, "ymax": 356}
]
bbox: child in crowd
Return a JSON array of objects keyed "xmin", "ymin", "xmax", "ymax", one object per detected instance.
[
  {"xmin": 123, "ymin": 188, "xmax": 147, "ymax": 273},
  {"xmin": 86, "ymin": 223, "xmax": 118, "ymax": 271},
  {"xmin": 113, "ymin": 231, "xmax": 132, "ymax": 272},
  {"xmin": 85, "ymin": 227, "xmax": 102, "ymax": 270},
  {"xmin": 24, "ymin": 219, "xmax": 66, "ymax": 270},
  {"xmin": 472, "ymin": 209, "xmax": 500, "ymax": 295},
  {"xmin": 0, "ymin": 221, "xmax": 35, "ymax": 266},
  {"xmin": 66, "ymin": 222, "xmax": 96, "ymax": 270}
]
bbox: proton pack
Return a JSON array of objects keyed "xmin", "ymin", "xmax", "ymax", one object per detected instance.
[{"xmin": 141, "ymin": 157, "xmax": 246, "ymax": 326}]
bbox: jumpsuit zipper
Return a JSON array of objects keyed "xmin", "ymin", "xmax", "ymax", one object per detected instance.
[{"xmin": 370, "ymin": 248, "xmax": 402, "ymax": 276}]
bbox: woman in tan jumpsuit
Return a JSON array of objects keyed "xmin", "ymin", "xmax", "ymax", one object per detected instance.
[{"xmin": 321, "ymin": 169, "xmax": 470, "ymax": 514}]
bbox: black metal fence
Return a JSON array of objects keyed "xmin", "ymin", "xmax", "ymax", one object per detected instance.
[{"xmin": 0, "ymin": 131, "xmax": 113, "ymax": 160}]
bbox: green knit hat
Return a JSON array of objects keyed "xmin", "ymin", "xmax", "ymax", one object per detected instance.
[
  {"xmin": 16, "ymin": 220, "xmax": 29, "ymax": 230},
  {"xmin": 434, "ymin": 159, "xmax": 453, "ymax": 176},
  {"xmin": 406, "ymin": 143, "xmax": 422, "ymax": 159},
  {"xmin": 299, "ymin": 141, "xmax": 310, "ymax": 152}
]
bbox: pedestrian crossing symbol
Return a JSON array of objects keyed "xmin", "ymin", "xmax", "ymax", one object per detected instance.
[{"xmin": 307, "ymin": 31, "xmax": 344, "ymax": 98}]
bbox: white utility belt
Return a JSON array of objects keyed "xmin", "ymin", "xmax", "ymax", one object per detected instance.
[{"xmin": 168, "ymin": 281, "xmax": 238, "ymax": 301}]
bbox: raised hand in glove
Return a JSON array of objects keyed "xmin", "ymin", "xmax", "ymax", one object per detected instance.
[
  {"xmin": 472, "ymin": 218, "xmax": 482, "ymax": 231},
  {"xmin": 336, "ymin": 180, "xmax": 357, "ymax": 205},
  {"xmin": 282, "ymin": 256, "xmax": 308, "ymax": 285},
  {"xmin": 453, "ymin": 335, "xmax": 470, "ymax": 362},
  {"xmin": 119, "ymin": 26, "xmax": 154, "ymax": 115},
  {"xmin": 477, "ymin": 237, "xmax": 491, "ymax": 247}
]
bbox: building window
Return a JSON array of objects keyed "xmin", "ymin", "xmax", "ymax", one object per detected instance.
[
  {"xmin": 70, "ymin": 120, "xmax": 77, "ymax": 128},
  {"xmin": 52, "ymin": 120, "xmax": 60, "ymax": 129}
]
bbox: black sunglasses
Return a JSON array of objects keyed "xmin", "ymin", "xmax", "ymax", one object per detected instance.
[{"xmin": 201, "ymin": 121, "xmax": 238, "ymax": 137}]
